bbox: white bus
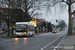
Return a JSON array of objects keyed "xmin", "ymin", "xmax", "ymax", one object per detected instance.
[{"xmin": 15, "ymin": 22, "xmax": 35, "ymax": 36}]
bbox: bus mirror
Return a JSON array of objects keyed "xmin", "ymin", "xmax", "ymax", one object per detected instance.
[{"xmin": 27, "ymin": 29, "xmax": 29, "ymax": 32}]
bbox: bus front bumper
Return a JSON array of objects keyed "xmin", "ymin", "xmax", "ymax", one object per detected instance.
[{"xmin": 16, "ymin": 32, "xmax": 27, "ymax": 36}]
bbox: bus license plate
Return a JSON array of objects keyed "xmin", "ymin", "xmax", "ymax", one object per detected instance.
[{"xmin": 22, "ymin": 32, "xmax": 24, "ymax": 35}]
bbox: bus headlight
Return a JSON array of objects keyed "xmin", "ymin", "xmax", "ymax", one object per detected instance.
[
  {"xmin": 16, "ymin": 33, "xmax": 18, "ymax": 35},
  {"xmin": 24, "ymin": 32, "xmax": 26, "ymax": 34}
]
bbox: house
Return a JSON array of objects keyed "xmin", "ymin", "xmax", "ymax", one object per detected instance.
[{"xmin": 36, "ymin": 19, "xmax": 48, "ymax": 33}]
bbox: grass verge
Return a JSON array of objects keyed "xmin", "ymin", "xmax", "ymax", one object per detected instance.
[
  {"xmin": 0, "ymin": 33, "xmax": 7, "ymax": 34},
  {"xmin": 67, "ymin": 33, "xmax": 75, "ymax": 36},
  {"xmin": 2, "ymin": 35, "xmax": 16, "ymax": 38}
]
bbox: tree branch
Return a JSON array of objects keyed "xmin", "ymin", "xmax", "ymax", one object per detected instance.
[
  {"xmin": 27, "ymin": 1, "xmax": 32, "ymax": 5},
  {"xmin": 31, "ymin": 9, "xmax": 36, "ymax": 17},
  {"xmin": 50, "ymin": 1, "xmax": 68, "ymax": 7},
  {"xmin": 71, "ymin": 1, "xmax": 75, "ymax": 4},
  {"xmin": 27, "ymin": 5, "xmax": 32, "ymax": 10}
]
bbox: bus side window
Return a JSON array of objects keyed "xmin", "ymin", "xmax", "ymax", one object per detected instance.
[
  {"xmin": 27, "ymin": 25, "xmax": 30, "ymax": 31},
  {"xmin": 27, "ymin": 25, "xmax": 35, "ymax": 31}
]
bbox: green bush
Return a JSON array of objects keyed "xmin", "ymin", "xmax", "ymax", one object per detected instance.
[{"xmin": 2, "ymin": 35, "xmax": 16, "ymax": 38}]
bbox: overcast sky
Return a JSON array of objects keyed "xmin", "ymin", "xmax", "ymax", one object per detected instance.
[
  {"xmin": 39, "ymin": 3, "xmax": 75, "ymax": 25},
  {"xmin": 38, "ymin": 6, "xmax": 68, "ymax": 25},
  {"xmin": 0, "ymin": 0, "xmax": 75, "ymax": 25}
]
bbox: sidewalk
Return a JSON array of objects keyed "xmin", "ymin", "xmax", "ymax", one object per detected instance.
[
  {"xmin": 0, "ymin": 33, "xmax": 7, "ymax": 38},
  {"xmin": 60, "ymin": 35, "xmax": 75, "ymax": 50}
]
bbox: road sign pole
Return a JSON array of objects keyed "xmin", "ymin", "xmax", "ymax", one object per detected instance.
[{"xmin": 0, "ymin": 11, "xmax": 3, "ymax": 34}]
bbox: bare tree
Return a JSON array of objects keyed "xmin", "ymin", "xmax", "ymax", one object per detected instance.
[
  {"xmin": 3, "ymin": 0, "xmax": 21, "ymax": 36},
  {"xmin": 3, "ymin": 0, "xmax": 42, "ymax": 36},
  {"xmin": 21, "ymin": 0, "xmax": 43, "ymax": 21},
  {"xmin": 56, "ymin": 20, "xmax": 67, "ymax": 29},
  {"xmin": 39, "ymin": 0, "xmax": 75, "ymax": 35}
]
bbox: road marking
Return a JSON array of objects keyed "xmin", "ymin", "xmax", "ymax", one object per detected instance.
[
  {"xmin": 44, "ymin": 46, "xmax": 47, "ymax": 48},
  {"xmin": 53, "ymin": 49, "xmax": 56, "ymax": 50},
  {"xmin": 47, "ymin": 44, "xmax": 49, "ymax": 47},
  {"xmin": 41, "ymin": 48, "xmax": 44, "ymax": 50},
  {"xmin": 40, "ymin": 34, "xmax": 64, "ymax": 50},
  {"xmin": 0, "ymin": 39, "xmax": 15, "ymax": 43},
  {"xmin": 55, "ymin": 47, "xmax": 57, "ymax": 48},
  {"xmin": 23, "ymin": 41, "xmax": 27, "ymax": 43},
  {"xmin": 53, "ymin": 34, "xmax": 67, "ymax": 50},
  {"xmin": 37, "ymin": 38, "xmax": 39, "ymax": 40}
]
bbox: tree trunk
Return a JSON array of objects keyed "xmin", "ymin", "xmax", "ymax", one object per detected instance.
[
  {"xmin": 11, "ymin": 22, "xmax": 13, "ymax": 35},
  {"xmin": 68, "ymin": 4, "xmax": 72, "ymax": 35},
  {"xmin": 8, "ymin": 0, "xmax": 10, "ymax": 36}
]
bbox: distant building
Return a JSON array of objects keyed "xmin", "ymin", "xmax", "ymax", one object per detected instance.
[{"xmin": 36, "ymin": 19, "xmax": 48, "ymax": 33}]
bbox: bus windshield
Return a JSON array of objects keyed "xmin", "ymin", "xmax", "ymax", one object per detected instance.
[{"xmin": 16, "ymin": 24, "xmax": 26, "ymax": 32}]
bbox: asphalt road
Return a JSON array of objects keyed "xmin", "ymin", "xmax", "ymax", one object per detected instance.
[{"xmin": 0, "ymin": 30, "xmax": 67, "ymax": 50}]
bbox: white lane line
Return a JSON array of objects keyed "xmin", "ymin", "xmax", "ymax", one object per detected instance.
[
  {"xmin": 53, "ymin": 34, "xmax": 67, "ymax": 50},
  {"xmin": 55, "ymin": 47, "xmax": 58, "ymax": 48},
  {"xmin": 47, "ymin": 44, "xmax": 49, "ymax": 47},
  {"xmin": 41, "ymin": 48, "xmax": 44, "ymax": 50},
  {"xmin": 44, "ymin": 46, "xmax": 47, "ymax": 48},
  {"xmin": 53, "ymin": 49, "xmax": 56, "ymax": 50},
  {"xmin": 23, "ymin": 41, "xmax": 27, "ymax": 43},
  {"xmin": 0, "ymin": 39, "xmax": 15, "ymax": 43},
  {"xmin": 40, "ymin": 34, "xmax": 64, "ymax": 50}
]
